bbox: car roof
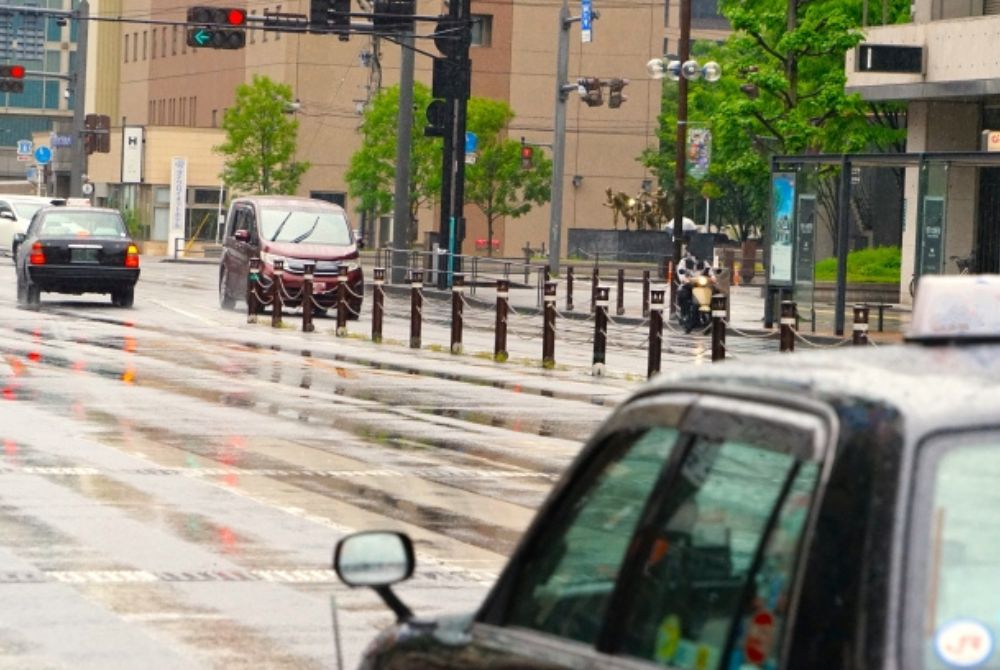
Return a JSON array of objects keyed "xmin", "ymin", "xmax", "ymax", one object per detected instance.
[
  {"xmin": 0, "ymin": 195, "xmax": 65, "ymax": 203},
  {"xmin": 234, "ymin": 195, "xmax": 346, "ymax": 213},
  {"xmin": 38, "ymin": 206, "xmax": 120, "ymax": 216},
  {"xmin": 643, "ymin": 342, "xmax": 1000, "ymax": 434}
]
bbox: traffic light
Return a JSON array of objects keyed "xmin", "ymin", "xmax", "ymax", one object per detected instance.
[
  {"xmin": 520, "ymin": 140, "xmax": 534, "ymax": 170},
  {"xmin": 186, "ymin": 7, "xmax": 247, "ymax": 49},
  {"xmin": 425, "ymin": 99, "xmax": 450, "ymax": 138},
  {"xmin": 0, "ymin": 64, "xmax": 25, "ymax": 93},
  {"xmin": 372, "ymin": 0, "xmax": 415, "ymax": 33},
  {"xmin": 608, "ymin": 78, "xmax": 629, "ymax": 109},
  {"xmin": 310, "ymin": 0, "xmax": 351, "ymax": 39},
  {"xmin": 578, "ymin": 77, "xmax": 603, "ymax": 107}
]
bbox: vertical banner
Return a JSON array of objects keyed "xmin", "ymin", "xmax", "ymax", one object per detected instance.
[
  {"xmin": 920, "ymin": 196, "xmax": 945, "ymax": 275},
  {"xmin": 121, "ymin": 126, "xmax": 144, "ymax": 184},
  {"xmin": 768, "ymin": 172, "xmax": 796, "ymax": 285},
  {"xmin": 795, "ymin": 195, "xmax": 816, "ymax": 285},
  {"xmin": 168, "ymin": 157, "xmax": 188, "ymax": 258},
  {"xmin": 686, "ymin": 128, "xmax": 712, "ymax": 179},
  {"xmin": 580, "ymin": 0, "xmax": 592, "ymax": 42}
]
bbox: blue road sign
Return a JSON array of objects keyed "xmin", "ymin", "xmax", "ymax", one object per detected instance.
[
  {"xmin": 465, "ymin": 131, "xmax": 478, "ymax": 154},
  {"xmin": 581, "ymin": 0, "xmax": 593, "ymax": 43},
  {"xmin": 33, "ymin": 145, "xmax": 52, "ymax": 165},
  {"xmin": 16, "ymin": 139, "xmax": 32, "ymax": 156}
]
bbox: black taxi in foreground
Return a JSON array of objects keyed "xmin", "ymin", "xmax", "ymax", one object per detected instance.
[
  {"xmin": 335, "ymin": 275, "xmax": 1000, "ymax": 670},
  {"xmin": 14, "ymin": 206, "xmax": 140, "ymax": 308}
]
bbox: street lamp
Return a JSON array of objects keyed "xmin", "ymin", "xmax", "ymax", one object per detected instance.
[{"xmin": 647, "ymin": 53, "xmax": 720, "ymax": 313}]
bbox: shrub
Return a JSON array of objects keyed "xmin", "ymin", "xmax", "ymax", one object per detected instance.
[{"xmin": 814, "ymin": 246, "xmax": 901, "ymax": 284}]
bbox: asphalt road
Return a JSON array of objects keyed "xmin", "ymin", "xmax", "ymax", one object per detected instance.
[{"xmin": 0, "ymin": 256, "xmax": 811, "ymax": 668}]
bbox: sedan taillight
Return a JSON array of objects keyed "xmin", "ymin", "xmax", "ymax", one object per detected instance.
[
  {"xmin": 125, "ymin": 244, "xmax": 139, "ymax": 268},
  {"xmin": 29, "ymin": 242, "xmax": 45, "ymax": 265}
]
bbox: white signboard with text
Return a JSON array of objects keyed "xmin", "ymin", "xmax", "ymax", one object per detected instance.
[
  {"xmin": 168, "ymin": 157, "xmax": 188, "ymax": 257},
  {"xmin": 121, "ymin": 126, "xmax": 144, "ymax": 184}
]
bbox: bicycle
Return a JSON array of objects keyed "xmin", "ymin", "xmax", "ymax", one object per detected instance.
[{"xmin": 950, "ymin": 253, "xmax": 974, "ymax": 275}]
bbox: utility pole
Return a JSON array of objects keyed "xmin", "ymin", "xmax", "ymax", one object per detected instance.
[
  {"xmin": 548, "ymin": 0, "xmax": 572, "ymax": 276},
  {"xmin": 670, "ymin": 0, "xmax": 691, "ymax": 315},
  {"xmin": 391, "ymin": 35, "xmax": 414, "ymax": 283},
  {"xmin": 70, "ymin": 0, "xmax": 89, "ymax": 198}
]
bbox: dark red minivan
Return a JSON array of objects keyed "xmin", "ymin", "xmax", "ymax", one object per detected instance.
[{"xmin": 218, "ymin": 196, "xmax": 363, "ymax": 317}]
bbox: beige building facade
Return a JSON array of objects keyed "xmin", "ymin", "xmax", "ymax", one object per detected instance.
[{"xmin": 84, "ymin": 0, "xmax": 728, "ymax": 257}]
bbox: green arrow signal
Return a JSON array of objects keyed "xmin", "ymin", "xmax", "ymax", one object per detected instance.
[{"xmin": 194, "ymin": 28, "xmax": 211, "ymax": 46}]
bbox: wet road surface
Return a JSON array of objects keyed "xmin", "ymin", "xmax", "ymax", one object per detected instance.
[{"xmin": 0, "ymin": 258, "xmax": 628, "ymax": 668}]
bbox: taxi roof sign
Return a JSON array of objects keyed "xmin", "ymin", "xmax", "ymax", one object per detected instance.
[{"xmin": 907, "ymin": 275, "xmax": 1000, "ymax": 343}]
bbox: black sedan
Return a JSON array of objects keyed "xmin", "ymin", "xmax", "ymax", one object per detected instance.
[
  {"xmin": 14, "ymin": 206, "xmax": 140, "ymax": 309},
  {"xmin": 334, "ymin": 275, "xmax": 1000, "ymax": 670}
]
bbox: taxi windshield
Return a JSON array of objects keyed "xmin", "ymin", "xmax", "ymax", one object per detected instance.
[
  {"xmin": 260, "ymin": 208, "xmax": 350, "ymax": 245},
  {"xmin": 913, "ymin": 436, "xmax": 1000, "ymax": 669}
]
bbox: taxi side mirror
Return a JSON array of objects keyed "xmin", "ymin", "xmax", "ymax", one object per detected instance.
[
  {"xmin": 0, "ymin": 210, "xmax": 16, "ymax": 221},
  {"xmin": 334, "ymin": 531, "xmax": 415, "ymax": 622}
]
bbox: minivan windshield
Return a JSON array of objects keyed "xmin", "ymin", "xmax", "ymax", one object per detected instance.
[{"xmin": 260, "ymin": 209, "xmax": 351, "ymax": 246}]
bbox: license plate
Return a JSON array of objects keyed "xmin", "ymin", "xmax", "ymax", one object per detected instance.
[{"xmin": 70, "ymin": 247, "xmax": 100, "ymax": 263}]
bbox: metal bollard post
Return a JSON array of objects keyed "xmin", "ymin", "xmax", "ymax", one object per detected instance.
[
  {"xmin": 779, "ymin": 300, "xmax": 796, "ymax": 352},
  {"xmin": 566, "ymin": 266, "xmax": 574, "ymax": 311},
  {"xmin": 495, "ymin": 279, "xmax": 509, "ymax": 362},
  {"xmin": 711, "ymin": 293, "xmax": 727, "ymax": 362},
  {"xmin": 302, "ymin": 261, "xmax": 315, "ymax": 333},
  {"xmin": 542, "ymin": 280, "xmax": 557, "ymax": 368},
  {"xmin": 336, "ymin": 265, "xmax": 349, "ymax": 337},
  {"xmin": 470, "ymin": 257, "xmax": 478, "ymax": 297},
  {"xmin": 648, "ymin": 288, "xmax": 664, "ymax": 378},
  {"xmin": 451, "ymin": 273, "xmax": 465, "ymax": 354},
  {"xmin": 593, "ymin": 285, "xmax": 609, "ymax": 376},
  {"xmin": 523, "ymin": 260, "xmax": 530, "ymax": 285},
  {"xmin": 372, "ymin": 267, "xmax": 385, "ymax": 343},
  {"xmin": 409, "ymin": 270, "xmax": 423, "ymax": 349},
  {"xmin": 504, "ymin": 261, "xmax": 511, "ymax": 280},
  {"xmin": 852, "ymin": 304, "xmax": 869, "ymax": 345},
  {"xmin": 642, "ymin": 270, "xmax": 650, "ymax": 318},
  {"xmin": 247, "ymin": 256, "xmax": 261, "ymax": 323},
  {"xmin": 271, "ymin": 259, "xmax": 284, "ymax": 328},
  {"xmin": 591, "ymin": 267, "xmax": 599, "ymax": 314},
  {"xmin": 616, "ymin": 269, "xmax": 625, "ymax": 316}
]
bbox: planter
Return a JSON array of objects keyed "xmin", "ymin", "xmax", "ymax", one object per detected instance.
[{"xmin": 812, "ymin": 281, "xmax": 900, "ymax": 305}]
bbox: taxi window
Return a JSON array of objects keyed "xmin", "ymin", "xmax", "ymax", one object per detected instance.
[
  {"xmin": 503, "ymin": 427, "xmax": 681, "ymax": 645},
  {"xmin": 911, "ymin": 435, "xmax": 1000, "ymax": 670},
  {"xmin": 616, "ymin": 438, "xmax": 818, "ymax": 669}
]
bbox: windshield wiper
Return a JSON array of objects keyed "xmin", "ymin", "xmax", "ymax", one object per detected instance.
[
  {"xmin": 269, "ymin": 212, "xmax": 294, "ymax": 242},
  {"xmin": 291, "ymin": 216, "xmax": 321, "ymax": 244}
]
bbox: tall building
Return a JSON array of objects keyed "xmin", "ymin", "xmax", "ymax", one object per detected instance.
[
  {"xmin": 0, "ymin": 0, "xmax": 79, "ymax": 191},
  {"xmin": 83, "ymin": 0, "xmax": 728, "ymax": 257}
]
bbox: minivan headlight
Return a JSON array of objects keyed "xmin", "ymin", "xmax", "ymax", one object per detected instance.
[{"xmin": 260, "ymin": 251, "xmax": 283, "ymax": 267}]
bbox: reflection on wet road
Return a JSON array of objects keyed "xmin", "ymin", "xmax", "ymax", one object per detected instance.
[{"xmin": 0, "ymin": 259, "xmax": 618, "ymax": 668}]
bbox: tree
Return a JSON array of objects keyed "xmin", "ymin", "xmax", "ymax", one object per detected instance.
[
  {"xmin": 215, "ymin": 75, "xmax": 309, "ymax": 195},
  {"xmin": 464, "ymin": 98, "xmax": 551, "ymax": 255},
  {"xmin": 345, "ymin": 83, "xmax": 440, "ymax": 247}
]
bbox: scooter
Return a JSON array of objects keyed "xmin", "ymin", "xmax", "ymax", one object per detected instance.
[{"xmin": 677, "ymin": 270, "xmax": 717, "ymax": 334}]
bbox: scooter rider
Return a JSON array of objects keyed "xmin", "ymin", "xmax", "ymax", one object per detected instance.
[{"xmin": 676, "ymin": 252, "xmax": 713, "ymax": 316}]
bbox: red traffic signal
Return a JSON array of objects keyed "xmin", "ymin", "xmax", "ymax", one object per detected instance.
[
  {"xmin": 520, "ymin": 143, "xmax": 534, "ymax": 170},
  {"xmin": 186, "ymin": 6, "xmax": 248, "ymax": 49},
  {"xmin": 0, "ymin": 65, "xmax": 25, "ymax": 93},
  {"xmin": 226, "ymin": 9, "xmax": 247, "ymax": 25}
]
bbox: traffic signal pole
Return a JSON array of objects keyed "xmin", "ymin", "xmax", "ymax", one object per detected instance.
[
  {"xmin": 548, "ymin": 0, "xmax": 571, "ymax": 277},
  {"xmin": 391, "ymin": 35, "xmax": 415, "ymax": 284},
  {"xmin": 70, "ymin": 0, "xmax": 89, "ymax": 198}
]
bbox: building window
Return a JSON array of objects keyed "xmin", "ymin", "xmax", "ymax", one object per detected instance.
[
  {"xmin": 162, "ymin": 27, "xmax": 167, "ymax": 57},
  {"xmin": 170, "ymin": 98, "xmax": 176, "ymax": 125},
  {"xmin": 663, "ymin": 38, "xmax": 669, "ymax": 57},
  {"xmin": 149, "ymin": 100, "xmax": 155, "ymax": 124},
  {"xmin": 190, "ymin": 97, "xmax": 197, "ymax": 126},
  {"xmin": 172, "ymin": 25, "xmax": 177, "ymax": 55},
  {"xmin": 133, "ymin": 32, "xmax": 138, "ymax": 61},
  {"xmin": 275, "ymin": 5, "xmax": 282, "ymax": 40},
  {"xmin": 212, "ymin": 109, "xmax": 218, "ymax": 127},
  {"xmin": 262, "ymin": 8, "xmax": 268, "ymax": 41},
  {"xmin": 665, "ymin": 0, "xmax": 670, "ymax": 26},
  {"xmin": 250, "ymin": 10, "xmax": 256, "ymax": 43},
  {"xmin": 470, "ymin": 14, "xmax": 492, "ymax": 47},
  {"xmin": 143, "ymin": 31, "xmax": 148, "ymax": 60},
  {"xmin": 151, "ymin": 28, "xmax": 156, "ymax": 59},
  {"xmin": 124, "ymin": 34, "xmax": 129, "ymax": 62},
  {"xmin": 691, "ymin": 0, "xmax": 729, "ymax": 29}
]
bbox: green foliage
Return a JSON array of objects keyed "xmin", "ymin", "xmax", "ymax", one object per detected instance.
[
  {"xmin": 120, "ymin": 208, "xmax": 144, "ymax": 240},
  {"xmin": 814, "ymin": 246, "xmax": 901, "ymax": 283},
  {"xmin": 465, "ymin": 98, "xmax": 552, "ymax": 252},
  {"xmin": 215, "ymin": 75, "xmax": 309, "ymax": 195},
  {"xmin": 345, "ymin": 83, "xmax": 440, "ymax": 247}
]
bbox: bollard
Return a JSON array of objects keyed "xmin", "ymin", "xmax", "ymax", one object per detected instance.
[
  {"xmin": 616, "ymin": 268, "xmax": 625, "ymax": 316},
  {"xmin": 566, "ymin": 266, "xmax": 575, "ymax": 311},
  {"xmin": 495, "ymin": 279, "xmax": 509, "ymax": 362},
  {"xmin": 504, "ymin": 261, "xmax": 511, "ymax": 280},
  {"xmin": 410, "ymin": 270, "xmax": 423, "ymax": 349},
  {"xmin": 372, "ymin": 267, "xmax": 385, "ymax": 343},
  {"xmin": 271, "ymin": 259, "xmax": 284, "ymax": 328},
  {"xmin": 542, "ymin": 280, "xmax": 557, "ymax": 368},
  {"xmin": 593, "ymin": 285, "xmax": 609, "ymax": 376},
  {"xmin": 711, "ymin": 293, "xmax": 727, "ymax": 362},
  {"xmin": 852, "ymin": 304, "xmax": 870, "ymax": 346},
  {"xmin": 336, "ymin": 265, "xmax": 349, "ymax": 336},
  {"xmin": 648, "ymin": 288, "xmax": 664, "ymax": 378},
  {"xmin": 451, "ymin": 273, "xmax": 465, "ymax": 354},
  {"xmin": 591, "ymin": 267, "xmax": 599, "ymax": 314},
  {"xmin": 642, "ymin": 270, "xmax": 650, "ymax": 318},
  {"xmin": 779, "ymin": 300, "xmax": 796, "ymax": 352},
  {"xmin": 247, "ymin": 256, "xmax": 261, "ymax": 324},
  {"xmin": 301, "ymin": 261, "xmax": 316, "ymax": 333}
]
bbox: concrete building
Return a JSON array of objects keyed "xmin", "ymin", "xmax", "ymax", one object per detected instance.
[
  {"xmin": 81, "ymin": 0, "xmax": 728, "ymax": 257},
  {"xmin": 846, "ymin": 0, "xmax": 1000, "ymax": 293},
  {"xmin": 0, "ymin": 0, "xmax": 79, "ymax": 192}
]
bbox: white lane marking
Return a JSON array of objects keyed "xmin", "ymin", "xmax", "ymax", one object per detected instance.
[
  {"xmin": 149, "ymin": 299, "xmax": 220, "ymax": 326},
  {"xmin": 6, "ymin": 465, "xmax": 553, "ymax": 480}
]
